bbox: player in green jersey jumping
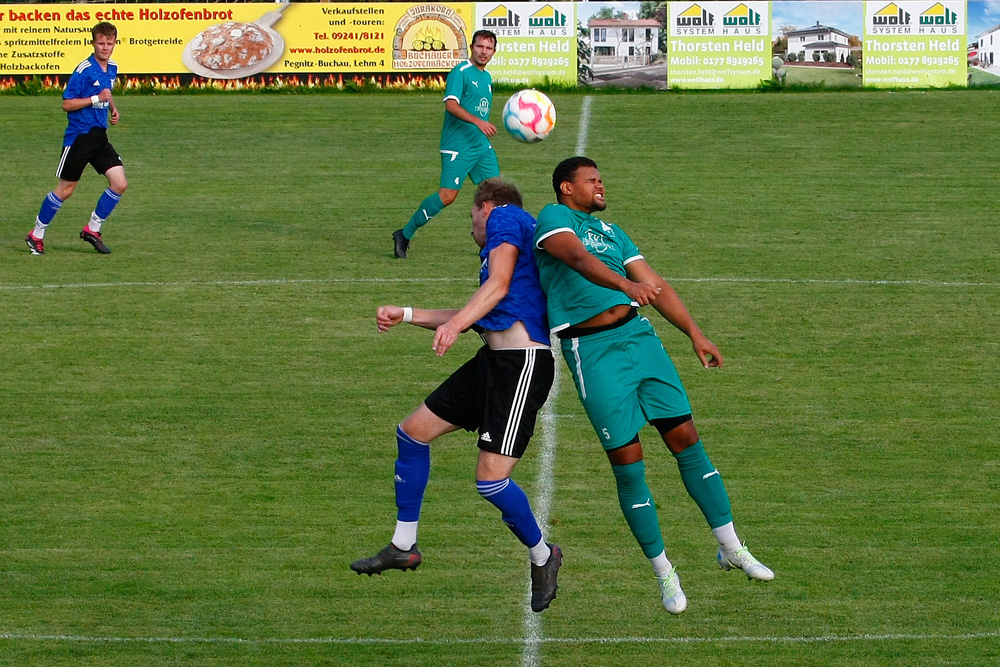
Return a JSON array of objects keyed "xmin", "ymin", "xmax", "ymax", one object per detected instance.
[
  {"xmin": 393, "ymin": 30, "xmax": 499, "ymax": 259},
  {"xmin": 533, "ymin": 156, "xmax": 774, "ymax": 614}
]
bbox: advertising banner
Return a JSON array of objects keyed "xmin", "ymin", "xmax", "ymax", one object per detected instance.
[
  {"xmin": 478, "ymin": 2, "xmax": 575, "ymax": 85},
  {"xmin": 666, "ymin": 1, "xmax": 772, "ymax": 88},
  {"xmin": 863, "ymin": 0, "xmax": 967, "ymax": 87},
  {"xmin": 0, "ymin": 2, "xmax": 575, "ymax": 85}
]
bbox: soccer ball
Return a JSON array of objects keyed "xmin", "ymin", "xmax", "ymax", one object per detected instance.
[{"xmin": 502, "ymin": 89, "xmax": 556, "ymax": 143}]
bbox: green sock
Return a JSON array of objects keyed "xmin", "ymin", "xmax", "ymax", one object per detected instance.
[
  {"xmin": 402, "ymin": 192, "xmax": 445, "ymax": 239},
  {"xmin": 674, "ymin": 440, "xmax": 733, "ymax": 529},
  {"xmin": 612, "ymin": 460, "xmax": 666, "ymax": 559}
]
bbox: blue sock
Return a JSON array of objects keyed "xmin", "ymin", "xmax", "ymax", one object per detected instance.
[
  {"xmin": 37, "ymin": 191, "xmax": 63, "ymax": 225},
  {"xmin": 477, "ymin": 478, "xmax": 543, "ymax": 548},
  {"xmin": 402, "ymin": 193, "xmax": 445, "ymax": 239},
  {"xmin": 394, "ymin": 426, "xmax": 430, "ymax": 522},
  {"xmin": 94, "ymin": 188, "xmax": 121, "ymax": 221}
]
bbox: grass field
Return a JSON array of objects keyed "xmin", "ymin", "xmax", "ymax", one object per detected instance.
[
  {"xmin": 782, "ymin": 64, "xmax": 862, "ymax": 87},
  {"xmin": 2, "ymin": 90, "xmax": 999, "ymax": 665}
]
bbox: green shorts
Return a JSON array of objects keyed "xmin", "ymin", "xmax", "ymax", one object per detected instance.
[
  {"xmin": 560, "ymin": 315, "xmax": 691, "ymax": 450},
  {"xmin": 439, "ymin": 145, "xmax": 499, "ymax": 190}
]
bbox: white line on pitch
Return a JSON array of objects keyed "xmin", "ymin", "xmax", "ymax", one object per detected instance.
[
  {"xmin": 522, "ymin": 92, "xmax": 593, "ymax": 667},
  {"xmin": 1, "ymin": 631, "xmax": 996, "ymax": 646},
  {"xmin": 1, "ymin": 275, "xmax": 997, "ymax": 292}
]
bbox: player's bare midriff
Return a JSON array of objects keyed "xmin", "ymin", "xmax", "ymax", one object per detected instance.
[
  {"xmin": 574, "ymin": 303, "xmax": 633, "ymax": 329},
  {"xmin": 484, "ymin": 321, "xmax": 548, "ymax": 350}
]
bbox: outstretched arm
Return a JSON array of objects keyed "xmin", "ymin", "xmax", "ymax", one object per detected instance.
[
  {"xmin": 625, "ymin": 259, "xmax": 722, "ymax": 368},
  {"xmin": 539, "ymin": 231, "xmax": 661, "ymax": 305},
  {"xmin": 432, "ymin": 242, "xmax": 517, "ymax": 356},
  {"xmin": 376, "ymin": 305, "xmax": 459, "ymax": 332}
]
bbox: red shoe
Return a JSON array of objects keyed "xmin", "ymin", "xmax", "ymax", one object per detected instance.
[
  {"xmin": 25, "ymin": 233, "xmax": 44, "ymax": 255},
  {"xmin": 80, "ymin": 228, "xmax": 111, "ymax": 254}
]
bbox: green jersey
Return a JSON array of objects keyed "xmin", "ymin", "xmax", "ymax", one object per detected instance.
[
  {"xmin": 534, "ymin": 203, "xmax": 644, "ymax": 333},
  {"xmin": 440, "ymin": 59, "xmax": 492, "ymax": 153}
]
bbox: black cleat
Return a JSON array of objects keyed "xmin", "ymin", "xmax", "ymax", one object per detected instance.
[
  {"xmin": 80, "ymin": 228, "xmax": 111, "ymax": 254},
  {"xmin": 392, "ymin": 229, "xmax": 409, "ymax": 259},
  {"xmin": 530, "ymin": 543, "xmax": 562, "ymax": 612},
  {"xmin": 350, "ymin": 543, "xmax": 422, "ymax": 576},
  {"xmin": 25, "ymin": 233, "xmax": 44, "ymax": 255}
]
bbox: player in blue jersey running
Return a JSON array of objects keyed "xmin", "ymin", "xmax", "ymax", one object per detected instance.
[
  {"xmin": 533, "ymin": 157, "xmax": 773, "ymax": 614},
  {"xmin": 392, "ymin": 30, "xmax": 499, "ymax": 259},
  {"xmin": 25, "ymin": 22, "xmax": 126, "ymax": 256},
  {"xmin": 355, "ymin": 178, "xmax": 562, "ymax": 613}
]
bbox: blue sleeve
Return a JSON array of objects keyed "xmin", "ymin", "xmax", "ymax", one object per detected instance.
[
  {"xmin": 63, "ymin": 70, "xmax": 85, "ymax": 100},
  {"xmin": 485, "ymin": 208, "xmax": 521, "ymax": 255}
]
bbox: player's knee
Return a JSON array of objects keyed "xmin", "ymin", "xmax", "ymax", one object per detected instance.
[
  {"xmin": 655, "ymin": 417, "xmax": 699, "ymax": 453},
  {"xmin": 107, "ymin": 170, "xmax": 127, "ymax": 195},
  {"xmin": 438, "ymin": 188, "xmax": 458, "ymax": 206},
  {"xmin": 55, "ymin": 182, "xmax": 77, "ymax": 200}
]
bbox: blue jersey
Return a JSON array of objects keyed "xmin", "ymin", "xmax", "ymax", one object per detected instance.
[
  {"xmin": 62, "ymin": 55, "xmax": 117, "ymax": 146},
  {"xmin": 477, "ymin": 205, "xmax": 549, "ymax": 345}
]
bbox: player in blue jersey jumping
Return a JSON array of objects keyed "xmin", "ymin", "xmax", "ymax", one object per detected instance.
[
  {"xmin": 533, "ymin": 157, "xmax": 773, "ymax": 614},
  {"xmin": 392, "ymin": 30, "xmax": 499, "ymax": 259},
  {"xmin": 25, "ymin": 22, "xmax": 126, "ymax": 256},
  {"xmin": 354, "ymin": 178, "xmax": 562, "ymax": 613}
]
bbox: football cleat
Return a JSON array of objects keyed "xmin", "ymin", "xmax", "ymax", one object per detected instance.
[
  {"xmin": 392, "ymin": 229, "xmax": 409, "ymax": 259},
  {"xmin": 80, "ymin": 228, "xmax": 111, "ymax": 254},
  {"xmin": 530, "ymin": 543, "xmax": 562, "ymax": 613},
  {"xmin": 718, "ymin": 543, "xmax": 774, "ymax": 581},
  {"xmin": 350, "ymin": 543, "xmax": 422, "ymax": 576},
  {"xmin": 25, "ymin": 233, "xmax": 44, "ymax": 255},
  {"xmin": 657, "ymin": 567, "xmax": 687, "ymax": 614}
]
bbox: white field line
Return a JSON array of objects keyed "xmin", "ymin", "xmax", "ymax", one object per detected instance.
[
  {"xmin": 521, "ymin": 92, "xmax": 594, "ymax": 667},
  {"xmin": 0, "ymin": 631, "xmax": 996, "ymax": 647},
  {"xmin": 1, "ymin": 276, "xmax": 997, "ymax": 292}
]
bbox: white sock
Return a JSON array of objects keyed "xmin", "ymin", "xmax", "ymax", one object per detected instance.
[
  {"xmin": 650, "ymin": 550, "xmax": 674, "ymax": 578},
  {"xmin": 88, "ymin": 213, "xmax": 103, "ymax": 233},
  {"xmin": 528, "ymin": 539, "xmax": 551, "ymax": 566},
  {"xmin": 391, "ymin": 520, "xmax": 418, "ymax": 551},
  {"xmin": 33, "ymin": 218, "xmax": 47, "ymax": 238},
  {"xmin": 713, "ymin": 521, "xmax": 741, "ymax": 554}
]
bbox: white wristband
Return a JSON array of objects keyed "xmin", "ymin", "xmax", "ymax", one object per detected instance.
[
  {"xmin": 402, "ymin": 307, "xmax": 413, "ymax": 323},
  {"xmin": 90, "ymin": 95, "xmax": 100, "ymax": 107}
]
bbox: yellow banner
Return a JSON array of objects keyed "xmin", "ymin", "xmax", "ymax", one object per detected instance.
[{"xmin": 0, "ymin": 3, "xmax": 479, "ymax": 77}]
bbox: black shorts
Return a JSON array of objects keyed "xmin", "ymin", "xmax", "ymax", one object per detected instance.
[
  {"xmin": 56, "ymin": 127, "xmax": 123, "ymax": 182},
  {"xmin": 425, "ymin": 346, "xmax": 554, "ymax": 459}
]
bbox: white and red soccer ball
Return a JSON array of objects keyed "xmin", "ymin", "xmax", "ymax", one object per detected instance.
[{"xmin": 502, "ymin": 89, "xmax": 556, "ymax": 143}]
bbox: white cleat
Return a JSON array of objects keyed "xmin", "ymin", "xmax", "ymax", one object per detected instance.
[
  {"xmin": 657, "ymin": 567, "xmax": 688, "ymax": 614},
  {"xmin": 717, "ymin": 543, "xmax": 774, "ymax": 581}
]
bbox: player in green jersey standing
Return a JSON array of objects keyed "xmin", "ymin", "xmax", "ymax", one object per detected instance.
[
  {"xmin": 533, "ymin": 157, "xmax": 774, "ymax": 615},
  {"xmin": 393, "ymin": 30, "xmax": 499, "ymax": 259}
]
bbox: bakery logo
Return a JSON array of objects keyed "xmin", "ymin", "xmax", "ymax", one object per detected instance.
[
  {"xmin": 392, "ymin": 4, "xmax": 469, "ymax": 70},
  {"xmin": 483, "ymin": 5, "xmax": 519, "ymax": 30}
]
